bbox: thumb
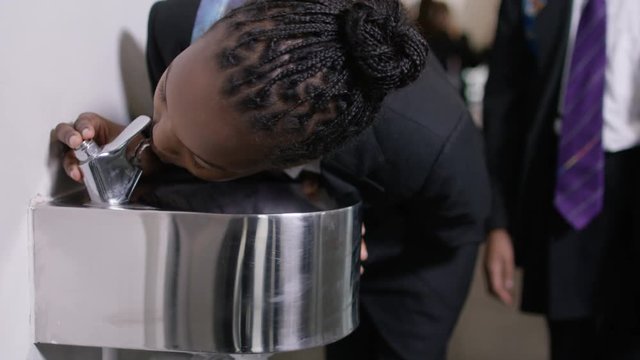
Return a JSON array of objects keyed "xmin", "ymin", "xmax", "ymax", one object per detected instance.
[{"xmin": 73, "ymin": 112, "xmax": 123, "ymax": 145}]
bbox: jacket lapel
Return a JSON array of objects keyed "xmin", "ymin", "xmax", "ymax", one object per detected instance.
[
  {"xmin": 518, "ymin": 0, "xmax": 574, "ymax": 194},
  {"xmin": 533, "ymin": 0, "xmax": 573, "ymax": 72}
]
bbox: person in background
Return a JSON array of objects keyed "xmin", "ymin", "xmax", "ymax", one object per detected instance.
[
  {"xmin": 484, "ymin": 0, "xmax": 640, "ymax": 358},
  {"xmin": 416, "ymin": 1, "xmax": 485, "ymax": 94}
]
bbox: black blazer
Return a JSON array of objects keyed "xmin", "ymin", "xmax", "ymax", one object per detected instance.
[
  {"xmin": 484, "ymin": 0, "xmax": 572, "ymax": 243},
  {"xmin": 146, "ymin": 1, "xmax": 490, "ymax": 357}
]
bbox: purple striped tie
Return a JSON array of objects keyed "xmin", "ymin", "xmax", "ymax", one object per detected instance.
[{"xmin": 554, "ymin": 0, "xmax": 607, "ymax": 230}]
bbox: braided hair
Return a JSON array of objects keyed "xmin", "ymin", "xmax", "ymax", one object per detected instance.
[{"xmin": 214, "ymin": 0, "xmax": 428, "ymax": 166}]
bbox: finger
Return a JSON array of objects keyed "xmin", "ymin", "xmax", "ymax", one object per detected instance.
[
  {"xmin": 360, "ymin": 240, "xmax": 368, "ymax": 262},
  {"xmin": 63, "ymin": 151, "xmax": 83, "ymax": 182},
  {"xmin": 504, "ymin": 256, "xmax": 515, "ymax": 292},
  {"xmin": 496, "ymin": 260, "xmax": 514, "ymax": 305},
  {"xmin": 499, "ymin": 257, "xmax": 515, "ymax": 306},
  {"xmin": 486, "ymin": 263, "xmax": 500, "ymax": 296},
  {"xmin": 73, "ymin": 112, "xmax": 104, "ymax": 140},
  {"xmin": 361, "ymin": 224, "xmax": 366, "ymax": 236},
  {"xmin": 55, "ymin": 123, "xmax": 83, "ymax": 149},
  {"xmin": 488, "ymin": 263, "xmax": 513, "ymax": 306},
  {"xmin": 360, "ymin": 266, "xmax": 364, "ymax": 275}
]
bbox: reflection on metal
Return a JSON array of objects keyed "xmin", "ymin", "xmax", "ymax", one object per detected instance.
[{"xmin": 32, "ymin": 190, "xmax": 361, "ymax": 355}]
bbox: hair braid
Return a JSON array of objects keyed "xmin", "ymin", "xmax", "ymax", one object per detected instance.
[{"xmin": 212, "ymin": 0, "xmax": 427, "ymax": 166}]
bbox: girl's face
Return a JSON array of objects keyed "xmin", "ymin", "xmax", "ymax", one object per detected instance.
[{"xmin": 151, "ymin": 24, "xmax": 275, "ymax": 181}]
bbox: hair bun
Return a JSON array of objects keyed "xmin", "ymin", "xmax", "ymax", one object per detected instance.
[{"xmin": 340, "ymin": 0, "xmax": 428, "ymax": 97}]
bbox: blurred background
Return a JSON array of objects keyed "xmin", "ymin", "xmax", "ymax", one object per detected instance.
[{"xmin": 0, "ymin": 0, "xmax": 548, "ymax": 359}]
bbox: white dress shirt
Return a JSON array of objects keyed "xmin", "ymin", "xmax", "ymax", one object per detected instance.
[{"xmin": 559, "ymin": 0, "xmax": 640, "ymax": 152}]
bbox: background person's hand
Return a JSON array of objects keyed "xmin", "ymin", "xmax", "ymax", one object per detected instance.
[
  {"xmin": 361, "ymin": 224, "xmax": 368, "ymax": 274},
  {"xmin": 54, "ymin": 112, "xmax": 126, "ymax": 183},
  {"xmin": 484, "ymin": 228, "xmax": 515, "ymax": 306}
]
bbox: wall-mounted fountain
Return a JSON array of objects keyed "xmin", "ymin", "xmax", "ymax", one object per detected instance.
[{"xmin": 31, "ymin": 118, "xmax": 361, "ymax": 358}]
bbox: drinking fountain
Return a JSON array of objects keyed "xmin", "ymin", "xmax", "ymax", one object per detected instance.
[{"xmin": 32, "ymin": 119, "xmax": 362, "ymax": 358}]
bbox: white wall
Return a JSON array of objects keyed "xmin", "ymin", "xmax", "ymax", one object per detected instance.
[
  {"xmin": 0, "ymin": 1, "xmax": 156, "ymax": 359},
  {"xmin": 441, "ymin": 0, "xmax": 501, "ymax": 49}
]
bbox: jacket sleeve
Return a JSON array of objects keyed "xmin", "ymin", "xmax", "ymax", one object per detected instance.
[
  {"xmin": 419, "ymin": 112, "xmax": 491, "ymax": 247},
  {"xmin": 483, "ymin": 0, "xmax": 529, "ymax": 231},
  {"xmin": 146, "ymin": 2, "xmax": 166, "ymax": 92}
]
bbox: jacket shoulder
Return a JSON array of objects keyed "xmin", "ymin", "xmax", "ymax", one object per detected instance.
[
  {"xmin": 149, "ymin": 0, "xmax": 200, "ymax": 42},
  {"xmin": 380, "ymin": 59, "xmax": 470, "ymax": 146},
  {"xmin": 369, "ymin": 59, "xmax": 475, "ymax": 195}
]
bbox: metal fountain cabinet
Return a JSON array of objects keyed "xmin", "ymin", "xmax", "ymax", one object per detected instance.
[{"xmin": 31, "ymin": 117, "xmax": 362, "ymax": 356}]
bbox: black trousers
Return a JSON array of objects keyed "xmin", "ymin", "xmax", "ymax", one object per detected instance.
[
  {"xmin": 548, "ymin": 318, "xmax": 640, "ymax": 360},
  {"xmin": 325, "ymin": 307, "xmax": 401, "ymax": 360}
]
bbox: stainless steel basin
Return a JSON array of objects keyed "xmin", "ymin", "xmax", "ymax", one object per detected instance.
[{"xmin": 31, "ymin": 179, "xmax": 361, "ymax": 355}]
